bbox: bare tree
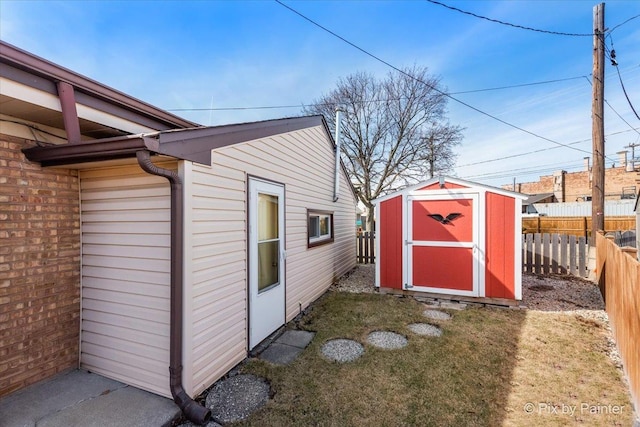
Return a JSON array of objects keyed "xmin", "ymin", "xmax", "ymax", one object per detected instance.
[{"xmin": 303, "ymin": 66, "xmax": 463, "ymax": 229}]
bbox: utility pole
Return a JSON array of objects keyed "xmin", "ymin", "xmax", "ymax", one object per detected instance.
[{"xmin": 591, "ymin": 2, "xmax": 605, "ymax": 242}]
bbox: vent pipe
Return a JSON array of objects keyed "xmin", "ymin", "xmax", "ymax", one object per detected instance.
[{"xmin": 333, "ymin": 108, "xmax": 343, "ymax": 202}]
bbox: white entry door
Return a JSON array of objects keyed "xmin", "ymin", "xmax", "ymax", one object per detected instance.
[{"xmin": 248, "ymin": 178, "xmax": 286, "ymax": 349}]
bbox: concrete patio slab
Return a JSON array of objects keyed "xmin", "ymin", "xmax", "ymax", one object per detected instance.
[
  {"xmin": 0, "ymin": 369, "xmax": 180, "ymax": 427},
  {"xmin": 275, "ymin": 330, "xmax": 314, "ymax": 348},
  {"xmin": 260, "ymin": 342, "xmax": 303, "ymax": 365},
  {"xmin": 38, "ymin": 386, "xmax": 180, "ymax": 427},
  {"xmin": 259, "ymin": 330, "xmax": 315, "ymax": 366}
]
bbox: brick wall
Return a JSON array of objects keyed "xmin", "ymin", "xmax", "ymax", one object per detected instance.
[
  {"xmin": 507, "ymin": 167, "xmax": 640, "ymax": 201},
  {"xmin": 0, "ymin": 134, "xmax": 80, "ymax": 397}
]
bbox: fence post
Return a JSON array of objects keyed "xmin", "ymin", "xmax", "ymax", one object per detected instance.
[{"xmin": 369, "ymin": 232, "xmax": 375, "ymax": 263}]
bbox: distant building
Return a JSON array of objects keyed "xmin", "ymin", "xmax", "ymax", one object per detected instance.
[{"xmin": 503, "ymin": 155, "xmax": 640, "ymax": 202}]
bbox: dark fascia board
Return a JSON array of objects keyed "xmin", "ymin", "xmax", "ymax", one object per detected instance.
[
  {"xmin": 22, "ymin": 116, "xmax": 323, "ymax": 166},
  {"xmin": 0, "ymin": 41, "xmax": 198, "ymax": 130},
  {"xmin": 157, "ymin": 116, "xmax": 325, "ymax": 165}
]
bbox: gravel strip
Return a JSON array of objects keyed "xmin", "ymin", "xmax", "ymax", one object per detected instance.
[
  {"xmin": 366, "ymin": 331, "xmax": 408, "ymax": 349},
  {"xmin": 407, "ymin": 323, "xmax": 442, "ymax": 337},
  {"xmin": 423, "ymin": 309, "xmax": 452, "ymax": 320},
  {"xmin": 321, "ymin": 339, "xmax": 364, "ymax": 362},
  {"xmin": 205, "ymin": 374, "xmax": 270, "ymax": 424},
  {"xmin": 330, "ymin": 265, "xmax": 376, "ymax": 293}
]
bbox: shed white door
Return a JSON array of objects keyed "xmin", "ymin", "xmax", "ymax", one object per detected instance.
[
  {"xmin": 79, "ymin": 166, "xmax": 172, "ymax": 397},
  {"xmin": 407, "ymin": 193, "xmax": 480, "ymax": 297},
  {"xmin": 248, "ymin": 178, "xmax": 285, "ymax": 349}
]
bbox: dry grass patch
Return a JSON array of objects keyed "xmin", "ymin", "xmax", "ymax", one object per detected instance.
[{"xmin": 235, "ymin": 292, "xmax": 632, "ymax": 426}]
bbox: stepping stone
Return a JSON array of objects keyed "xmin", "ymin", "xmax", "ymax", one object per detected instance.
[
  {"xmin": 260, "ymin": 330, "xmax": 315, "ymax": 365},
  {"xmin": 205, "ymin": 374, "xmax": 270, "ymax": 424},
  {"xmin": 366, "ymin": 331, "xmax": 408, "ymax": 349},
  {"xmin": 321, "ymin": 339, "xmax": 364, "ymax": 362},
  {"xmin": 177, "ymin": 421, "xmax": 223, "ymax": 427},
  {"xmin": 423, "ymin": 309, "xmax": 452, "ymax": 320},
  {"xmin": 408, "ymin": 323, "xmax": 442, "ymax": 337}
]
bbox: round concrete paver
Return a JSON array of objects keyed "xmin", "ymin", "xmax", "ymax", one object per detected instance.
[
  {"xmin": 423, "ymin": 309, "xmax": 452, "ymax": 320},
  {"xmin": 177, "ymin": 420, "xmax": 223, "ymax": 427},
  {"xmin": 321, "ymin": 339, "xmax": 364, "ymax": 362},
  {"xmin": 408, "ymin": 323, "xmax": 442, "ymax": 337},
  {"xmin": 205, "ymin": 374, "xmax": 270, "ymax": 424},
  {"xmin": 366, "ymin": 331, "xmax": 408, "ymax": 349}
]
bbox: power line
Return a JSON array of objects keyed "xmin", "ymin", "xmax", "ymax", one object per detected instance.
[
  {"xmin": 605, "ymin": 38, "xmax": 640, "ymax": 121},
  {"xmin": 166, "ymin": 75, "xmax": 589, "ymax": 112},
  {"xmin": 582, "ymin": 75, "xmax": 640, "ymax": 135},
  {"xmin": 275, "ymin": 0, "xmax": 594, "ymax": 157},
  {"xmin": 451, "ymin": 76, "xmax": 588, "ymax": 94},
  {"xmin": 608, "ymin": 13, "xmax": 640, "ymax": 34},
  {"xmin": 424, "ymin": 0, "xmax": 594, "ymax": 37},
  {"xmin": 456, "ymin": 128, "xmax": 639, "ymax": 168}
]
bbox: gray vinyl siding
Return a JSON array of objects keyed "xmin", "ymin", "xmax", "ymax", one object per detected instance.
[
  {"xmin": 79, "ymin": 164, "xmax": 175, "ymax": 398},
  {"xmin": 184, "ymin": 125, "xmax": 356, "ymax": 396}
]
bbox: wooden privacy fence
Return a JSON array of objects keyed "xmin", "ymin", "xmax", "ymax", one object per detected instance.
[
  {"xmin": 522, "ymin": 233, "xmax": 589, "ymax": 277},
  {"xmin": 356, "ymin": 231, "xmax": 375, "ymax": 264},
  {"xmin": 522, "ymin": 216, "xmax": 635, "ymax": 238},
  {"xmin": 596, "ymin": 233, "xmax": 640, "ymax": 414}
]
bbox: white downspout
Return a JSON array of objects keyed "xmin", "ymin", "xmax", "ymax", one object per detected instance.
[{"xmin": 333, "ymin": 108, "xmax": 343, "ymax": 202}]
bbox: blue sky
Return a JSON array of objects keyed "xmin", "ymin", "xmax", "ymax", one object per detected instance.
[{"xmin": 1, "ymin": 0, "xmax": 639, "ymax": 187}]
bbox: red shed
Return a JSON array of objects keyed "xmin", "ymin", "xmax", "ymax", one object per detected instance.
[{"xmin": 373, "ymin": 176, "xmax": 527, "ymax": 305}]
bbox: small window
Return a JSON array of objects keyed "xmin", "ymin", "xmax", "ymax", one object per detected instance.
[{"xmin": 308, "ymin": 210, "xmax": 334, "ymax": 247}]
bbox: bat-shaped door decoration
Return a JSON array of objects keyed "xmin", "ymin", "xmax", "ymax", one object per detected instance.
[{"xmin": 427, "ymin": 212, "xmax": 461, "ymax": 224}]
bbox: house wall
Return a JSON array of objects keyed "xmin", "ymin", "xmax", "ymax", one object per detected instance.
[
  {"xmin": 0, "ymin": 134, "xmax": 80, "ymax": 397},
  {"xmin": 78, "ymin": 163, "xmax": 175, "ymax": 398},
  {"xmin": 509, "ymin": 167, "xmax": 639, "ymax": 201},
  {"xmin": 182, "ymin": 125, "xmax": 356, "ymax": 396}
]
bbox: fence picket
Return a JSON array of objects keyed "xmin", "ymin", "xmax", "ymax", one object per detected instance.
[
  {"xmin": 560, "ymin": 234, "xmax": 568, "ymax": 274},
  {"xmin": 526, "ymin": 234, "xmax": 533, "ymax": 273},
  {"xmin": 534, "ymin": 234, "xmax": 542, "ymax": 275},
  {"xmin": 551, "ymin": 233, "xmax": 559, "ymax": 273},
  {"xmin": 569, "ymin": 235, "xmax": 577, "ymax": 275},
  {"xmin": 578, "ymin": 237, "xmax": 587, "ymax": 277},
  {"xmin": 542, "ymin": 233, "xmax": 550, "ymax": 274}
]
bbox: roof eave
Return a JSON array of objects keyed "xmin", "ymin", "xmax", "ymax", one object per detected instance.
[{"xmin": 0, "ymin": 40, "xmax": 199, "ymax": 130}]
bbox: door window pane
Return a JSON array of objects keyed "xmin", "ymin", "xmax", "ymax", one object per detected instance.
[
  {"xmin": 258, "ymin": 193, "xmax": 278, "ymax": 241},
  {"xmin": 258, "ymin": 240, "xmax": 279, "ymax": 291}
]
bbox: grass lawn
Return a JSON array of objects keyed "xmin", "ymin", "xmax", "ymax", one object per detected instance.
[{"xmin": 236, "ymin": 292, "xmax": 633, "ymax": 426}]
